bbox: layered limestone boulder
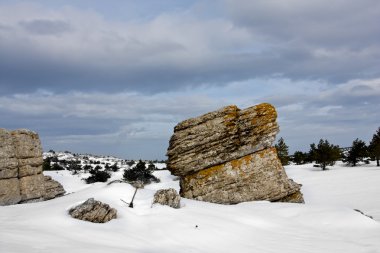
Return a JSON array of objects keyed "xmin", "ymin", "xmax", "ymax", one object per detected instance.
[
  {"xmin": 43, "ymin": 176, "xmax": 66, "ymax": 200},
  {"xmin": 0, "ymin": 128, "xmax": 65, "ymax": 206},
  {"xmin": 69, "ymin": 198, "xmax": 117, "ymax": 223},
  {"xmin": 152, "ymin": 188, "xmax": 181, "ymax": 209},
  {"xmin": 166, "ymin": 103, "xmax": 304, "ymax": 204}
]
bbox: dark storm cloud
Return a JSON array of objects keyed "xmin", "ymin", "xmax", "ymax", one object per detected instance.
[
  {"xmin": 224, "ymin": 0, "xmax": 380, "ymax": 82},
  {"xmin": 0, "ymin": 1, "xmax": 379, "ymax": 95},
  {"xmin": 225, "ymin": 0, "xmax": 380, "ymax": 47},
  {"xmin": 0, "ymin": 4, "xmax": 253, "ymax": 94}
]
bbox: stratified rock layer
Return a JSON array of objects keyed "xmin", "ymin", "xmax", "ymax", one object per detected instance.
[
  {"xmin": 166, "ymin": 103, "xmax": 304, "ymax": 204},
  {"xmin": 0, "ymin": 128, "xmax": 65, "ymax": 205},
  {"xmin": 167, "ymin": 103, "xmax": 279, "ymax": 176}
]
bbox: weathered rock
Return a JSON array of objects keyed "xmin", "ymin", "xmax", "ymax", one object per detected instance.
[
  {"xmin": 167, "ymin": 103, "xmax": 279, "ymax": 176},
  {"xmin": 19, "ymin": 174, "xmax": 45, "ymax": 203},
  {"xmin": 0, "ymin": 129, "xmax": 18, "ymax": 179},
  {"xmin": 152, "ymin": 188, "xmax": 181, "ymax": 209},
  {"xmin": 180, "ymin": 148, "xmax": 303, "ymax": 204},
  {"xmin": 69, "ymin": 198, "xmax": 117, "ymax": 223},
  {"xmin": 166, "ymin": 103, "xmax": 304, "ymax": 204},
  {"xmin": 0, "ymin": 128, "xmax": 65, "ymax": 205},
  {"xmin": 0, "ymin": 157, "xmax": 18, "ymax": 179},
  {"xmin": 43, "ymin": 176, "xmax": 66, "ymax": 200},
  {"xmin": 0, "ymin": 178, "xmax": 21, "ymax": 205},
  {"xmin": 276, "ymin": 190, "xmax": 305, "ymax": 203}
]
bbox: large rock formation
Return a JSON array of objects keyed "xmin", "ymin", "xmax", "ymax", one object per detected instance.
[
  {"xmin": 0, "ymin": 128, "xmax": 65, "ymax": 206},
  {"xmin": 166, "ymin": 103, "xmax": 304, "ymax": 204}
]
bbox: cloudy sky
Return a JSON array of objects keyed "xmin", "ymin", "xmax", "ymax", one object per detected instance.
[{"xmin": 0, "ymin": 0, "xmax": 379, "ymax": 159}]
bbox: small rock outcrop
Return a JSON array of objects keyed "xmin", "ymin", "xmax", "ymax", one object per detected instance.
[
  {"xmin": 152, "ymin": 188, "xmax": 181, "ymax": 209},
  {"xmin": 43, "ymin": 176, "xmax": 66, "ymax": 200},
  {"xmin": 166, "ymin": 103, "xmax": 304, "ymax": 204},
  {"xmin": 69, "ymin": 198, "xmax": 117, "ymax": 223},
  {"xmin": 0, "ymin": 128, "xmax": 65, "ymax": 206}
]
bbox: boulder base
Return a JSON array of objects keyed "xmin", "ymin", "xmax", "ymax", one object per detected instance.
[
  {"xmin": 0, "ymin": 178, "xmax": 21, "ymax": 205},
  {"xmin": 180, "ymin": 148, "xmax": 303, "ymax": 204}
]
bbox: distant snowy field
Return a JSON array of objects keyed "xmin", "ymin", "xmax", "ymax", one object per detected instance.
[{"xmin": 1, "ymin": 162, "xmax": 380, "ymax": 253}]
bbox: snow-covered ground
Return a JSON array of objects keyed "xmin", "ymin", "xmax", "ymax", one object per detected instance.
[{"xmin": 1, "ymin": 162, "xmax": 380, "ymax": 253}]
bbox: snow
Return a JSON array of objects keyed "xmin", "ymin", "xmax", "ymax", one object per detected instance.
[
  {"xmin": 286, "ymin": 161, "xmax": 380, "ymax": 221},
  {"xmin": 1, "ymin": 163, "xmax": 380, "ymax": 253}
]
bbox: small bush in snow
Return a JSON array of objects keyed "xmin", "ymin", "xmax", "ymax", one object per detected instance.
[
  {"xmin": 51, "ymin": 163, "xmax": 65, "ymax": 171},
  {"xmin": 126, "ymin": 160, "xmax": 135, "ymax": 167},
  {"xmin": 85, "ymin": 166, "xmax": 111, "ymax": 184},
  {"xmin": 42, "ymin": 157, "xmax": 52, "ymax": 171},
  {"xmin": 43, "ymin": 157, "xmax": 65, "ymax": 171},
  {"xmin": 123, "ymin": 160, "xmax": 160, "ymax": 185},
  {"xmin": 83, "ymin": 164, "xmax": 92, "ymax": 172},
  {"xmin": 110, "ymin": 163, "xmax": 120, "ymax": 172}
]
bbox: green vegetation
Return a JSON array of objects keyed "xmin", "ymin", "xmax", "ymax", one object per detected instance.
[
  {"xmin": 309, "ymin": 139, "xmax": 341, "ymax": 170},
  {"xmin": 369, "ymin": 127, "xmax": 380, "ymax": 166},
  {"xmin": 84, "ymin": 165, "xmax": 111, "ymax": 184},
  {"xmin": 123, "ymin": 160, "xmax": 160, "ymax": 185},
  {"xmin": 344, "ymin": 138, "xmax": 368, "ymax": 167},
  {"xmin": 275, "ymin": 137, "xmax": 290, "ymax": 166}
]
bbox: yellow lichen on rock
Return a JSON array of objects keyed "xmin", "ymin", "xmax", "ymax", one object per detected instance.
[{"xmin": 180, "ymin": 148, "xmax": 303, "ymax": 204}]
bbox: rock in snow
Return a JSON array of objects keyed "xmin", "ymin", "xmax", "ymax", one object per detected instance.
[
  {"xmin": 152, "ymin": 188, "xmax": 181, "ymax": 209},
  {"xmin": 167, "ymin": 103, "xmax": 304, "ymax": 204},
  {"xmin": 43, "ymin": 176, "xmax": 66, "ymax": 200},
  {"xmin": 69, "ymin": 198, "xmax": 117, "ymax": 223},
  {"xmin": 0, "ymin": 128, "xmax": 65, "ymax": 205}
]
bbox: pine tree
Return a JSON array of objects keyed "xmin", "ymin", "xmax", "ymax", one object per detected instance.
[
  {"xmin": 369, "ymin": 127, "xmax": 380, "ymax": 166},
  {"xmin": 344, "ymin": 138, "xmax": 368, "ymax": 166},
  {"xmin": 309, "ymin": 139, "xmax": 341, "ymax": 170},
  {"xmin": 275, "ymin": 137, "xmax": 289, "ymax": 165},
  {"xmin": 292, "ymin": 151, "xmax": 308, "ymax": 165}
]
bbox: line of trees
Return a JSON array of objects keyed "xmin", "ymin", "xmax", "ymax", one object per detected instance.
[{"xmin": 275, "ymin": 127, "xmax": 380, "ymax": 170}]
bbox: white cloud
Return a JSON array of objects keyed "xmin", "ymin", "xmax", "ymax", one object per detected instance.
[
  {"xmin": 1, "ymin": 1, "xmax": 379, "ymax": 95},
  {"xmin": 0, "ymin": 2, "xmax": 254, "ymax": 93}
]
